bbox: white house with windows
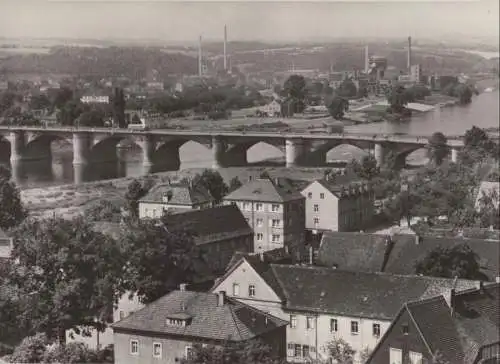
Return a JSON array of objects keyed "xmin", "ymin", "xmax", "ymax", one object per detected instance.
[{"xmin": 211, "ymin": 257, "xmax": 478, "ymax": 363}]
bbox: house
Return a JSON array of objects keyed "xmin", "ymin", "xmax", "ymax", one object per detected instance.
[
  {"xmin": 138, "ymin": 181, "xmax": 214, "ymax": 219},
  {"xmin": 0, "ymin": 228, "xmax": 13, "ymax": 259},
  {"xmin": 163, "ymin": 205, "xmax": 254, "ymax": 274},
  {"xmin": 300, "ymin": 177, "xmax": 374, "ymax": 234},
  {"xmin": 317, "ymin": 232, "xmax": 500, "ymax": 281},
  {"xmin": 475, "ymin": 181, "xmax": 499, "ymax": 210},
  {"xmin": 80, "ymin": 90, "xmax": 110, "ymax": 104},
  {"xmin": 223, "ymin": 177, "xmax": 306, "ymax": 254},
  {"xmin": 211, "ymin": 257, "xmax": 478, "ymax": 363},
  {"xmin": 367, "ymin": 282, "xmax": 500, "ymax": 364},
  {"xmin": 258, "ymin": 99, "xmax": 282, "ymax": 117},
  {"xmin": 111, "ymin": 287, "xmax": 288, "ymax": 364}
]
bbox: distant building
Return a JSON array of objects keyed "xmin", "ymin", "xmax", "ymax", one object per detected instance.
[
  {"xmin": 80, "ymin": 91, "xmax": 110, "ymax": 104},
  {"xmin": 223, "ymin": 177, "xmax": 305, "ymax": 254},
  {"xmin": 367, "ymin": 282, "xmax": 500, "ymax": 364},
  {"xmin": 410, "ymin": 64, "xmax": 422, "ymax": 83},
  {"xmin": 300, "ymin": 178, "xmax": 374, "ymax": 233},
  {"xmin": 145, "ymin": 81, "xmax": 164, "ymax": 91},
  {"xmin": 138, "ymin": 181, "xmax": 214, "ymax": 219},
  {"xmin": 0, "ymin": 228, "xmax": 13, "ymax": 259},
  {"xmin": 212, "ymin": 257, "xmax": 478, "ymax": 364},
  {"xmin": 112, "ymin": 288, "xmax": 288, "ymax": 364},
  {"xmin": 257, "ymin": 99, "xmax": 282, "ymax": 117}
]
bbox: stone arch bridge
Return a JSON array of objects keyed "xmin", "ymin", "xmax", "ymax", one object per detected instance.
[{"xmin": 0, "ymin": 126, "xmax": 464, "ymax": 179}]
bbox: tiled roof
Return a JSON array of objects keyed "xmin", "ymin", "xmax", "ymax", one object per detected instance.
[
  {"xmin": 269, "ymin": 265, "xmax": 478, "ymax": 320},
  {"xmin": 112, "ymin": 290, "xmax": 288, "ymax": 341},
  {"xmin": 140, "ymin": 182, "xmax": 214, "ymax": 206},
  {"xmin": 405, "ymin": 283, "xmax": 500, "ymax": 364},
  {"xmin": 317, "ymin": 232, "xmax": 415, "ymax": 272},
  {"xmin": 164, "ymin": 205, "xmax": 253, "ymax": 245},
  {"xmin": 384, "ymin": 236, "xmax": 500, "ymax": 281},
  {"xmin": 224, "ymin": 177, "xmax": 304, "ymax": 203},
  {"xmin": 313, "ymin": 178, "xmax": 369, "ymax": 197},
  {"xmin": 225, "ymin": 249, "xmax": 292, "ymax": 272}
]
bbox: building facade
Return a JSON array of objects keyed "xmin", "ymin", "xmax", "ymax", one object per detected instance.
[
  {"xmin": 223, "ymin": 177, "xmax": 306, "ymax": 254},
  {"xmin": 301, "ymin": 179, "xmax": 374, "ymax": 233}
]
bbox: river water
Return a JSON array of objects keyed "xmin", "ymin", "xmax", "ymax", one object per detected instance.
[{"xmin": 2, "ymin": 89, "xmax": 498, "ymax": 189}]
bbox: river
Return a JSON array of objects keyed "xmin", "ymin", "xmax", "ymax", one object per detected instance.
[{"xmin": 2, "ymin": 89, "xmax": 498, "ymax": 189}]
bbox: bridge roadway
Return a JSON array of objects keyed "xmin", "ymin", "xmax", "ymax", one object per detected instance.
[{"xmin": 0, "ymin": 126, "xmax": 464, "ymax": 183}]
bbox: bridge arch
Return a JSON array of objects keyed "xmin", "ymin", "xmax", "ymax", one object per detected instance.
[
  {"xmin": 226, "ymin": 140, "xmax": 285, "ymax": 166},
  {"xmin": 23, "ymin": 133, "xmax": 73, "ymax": 162},
  {"xmin": 396, "ymin": 146, "xmax": 430, "ymax": 168},
  {"xmin": 90, "ymin": 135, "xmax": 144, "ymax": 164},
  {"xmin": 154, "ymin": 137, "xmax": 213, "ymax": 171},
  {"xmin": 312, "ymin": 140, "xmax": 370, "ymax": 166}
]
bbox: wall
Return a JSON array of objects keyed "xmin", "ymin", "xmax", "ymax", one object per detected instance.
[
  {"xmin": 368, "ymin": 309, "xmax": 430, "ymax": 364},
  {"xmin": 139, "ymin": 201, "xmax": 211, "ymax": 219},
  {"xmin": 301, "ymin": 182, "xmax": 339, "ymax": 231},
  {"xmin": 200, "ymin": 234, "xmax": 253, "ymax": 274}
]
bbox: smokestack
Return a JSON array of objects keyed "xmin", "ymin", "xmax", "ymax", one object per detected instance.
[
  {"xmin": 407, "ymin": 36, "xmax": 412, "ymax": 72},
  {"xmin": 198, "ymin": 35, "xmax": 203, "ymax": 77},
  {"xmin": 224, "ymin": 25, "xmax": 228, "ymax": 71},
  {"xmin": 364, "ymin": 45, "xmax": 369, "ymax": 73}
]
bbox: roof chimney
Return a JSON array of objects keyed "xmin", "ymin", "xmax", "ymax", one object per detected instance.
[
  {"xmin": 179, "ymin": 283, "xmax": 187, "ymax": 291},
  {"xmin": 259, "ymin": 252, "xmax": 264, "ymax": 262},
  {"xmin": 217, "ymin": 291, "xmax": 226, "ymax": 307}
]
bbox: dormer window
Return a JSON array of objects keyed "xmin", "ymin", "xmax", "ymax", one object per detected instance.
[
  {"xmin": 166, "ymin": 318, "xmax": 186, "ymax": 327},
  {"xmin": 165, "ymin": 312, "xmax": 192, "ymax": 327}
]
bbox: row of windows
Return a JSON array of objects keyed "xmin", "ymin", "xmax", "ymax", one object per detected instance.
[
  {"xmin": 254, "ymin": 218, "xmax": 283, "ymax": 228},
  {"xmin": 256, "ymin": 233, "xmax": 281, "ymax": 243},
  {"xmin": 241, "ymin": 202, "xmax": 282, "ymax": 212},
  {"xmin": 307, "ymin": 192, "xmax": 325, "ymax": 199},
  {"xmin": 287, "ymin": 343, "xmax": 316, "ymax": 358},
  {"xmin": 232, "ymin": 283, "xmax": 256, "ymax": 297},
  {"xmin": 130, "ymin": 340, "xmax": 163, "ymax": 358},
  {"xmin": 389, "ymin": 348, "xmax": 423, "ymax": 364},
  {"xmin": 289, "ymin": 315, "xmax": 381, "ymax": 337}
]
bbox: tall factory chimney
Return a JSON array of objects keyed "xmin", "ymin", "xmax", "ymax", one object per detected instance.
[
  {"xmin": 198, "ymin": 35, "xmax": 203, "ymax": 77},
  {"xmin": 223, "ymin": 25, "xmax": 228, "ymax": 71},
  {"xmin": 407, "ymin": 36, "xmax": 412, "ymax": 72},
  {"xmin": 364, "ymin": 45, "xmax": 369, "ymax": 74}
]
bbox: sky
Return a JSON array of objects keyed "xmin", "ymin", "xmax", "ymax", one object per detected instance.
[{"xmin": 0, "ymin": 0, "xmax": 498, "ymax": 44}]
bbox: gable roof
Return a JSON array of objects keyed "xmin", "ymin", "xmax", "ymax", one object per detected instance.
[
  {"xmin": 317, "ymin": 232, "xmax": 415, "ymax": 272},
  {"xmin": 164, "ymin": 205, "xmax": 253, "ymax": 245},
  {"xmin": 112, "ymin": 290, "xmax": 288, "ymax": 342},
  {"xmin": 140, "ymin": 182, "xmax": 214, "ymax": 206},
  {"xmin": 303, "ymin": 177, "xmax": 368, "ymax": 198},
  {"xmin": 384, "ymin": 236, "xmax": 500, "ymax": 281},
  {"xmin": 224, "ymin": 177, "xmax": 304, "ymax": 203},
  {"xmin": 369, "ymin": 283, "xmax": 500, "ymax": 364},
  {"xmin": 269, "ymin": 265, "xmax": 478, "ymax": 320}
]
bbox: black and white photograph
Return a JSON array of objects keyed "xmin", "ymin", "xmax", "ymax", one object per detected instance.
[{"xmin": 0, "ymin": 0, "xmax": 498, "ymax": 363}]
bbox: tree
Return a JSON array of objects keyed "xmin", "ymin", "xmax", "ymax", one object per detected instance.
[
  {"xmin": 427, "ymin": 132, "xmax": 450, "ymax": 166},
  {"xmin": 345, "ymin": 155, "xmax": 379, "ymax": 181},
  {"xmin": 124, "ymin": 179, "xmax": 146, "ymax": 219},
  {"xmin": 283, "ymin": 75, "xmax": 307, "ymax": 101},
  {"xmin": 57, "ymin": 100, "xmax": 87, "ymax": 126},
  {"xmin": 415, "ymin": 243, "xmax": 484, "ymax": 280},
  {"xmin": 84, "ymin": 199, "xmax": 122, "ymax": 223},
  {"xmin": 383, "ymin": 189, "xmax": 420, "ymax": 227},
  {"xmin": 6, "ymin": 333, "xmax": 48, "ymax": 363},
  {"xmin": 228, "ymin": 176, "xmax": 243, "ymax": 192},
  {"xmin": 42, "ymin": 342, "xmax": 101, "ymax": 363},
  {"xmin": 454, "ymin": 83, "xmax": 473, "ymax": 104},
  {"xmin": 192, "ymin": 170, "xmax": 228, "ymax": 204},
  {"xmin": 324, "ymin": 337, "xmax": 355, "ymax": 364},
  {"xmin": 337, "ymin": 79, "xmax": 358, "ymax": 98},
  {"xmin": 327, "ymin": 96, "xmax": 349, "ymax": 120},
  {"xmin": 0, "ymin": 164, "xmax": 26, "ymax": 230},
  {"xmin": 386, "ymin": 85, "xmax": 411, "ymax": 114},
  {"xmin": 29, "ymin": 94, "xmax": 52, "ymax": 111},
  {"xmin": 51, "ymin": 87, "xmax": 74, "ymax": 109},
  {"xmin": 120, "ymin": 218, "xmax": 207, "ymax": 304},
  {"xmin": 10, "ymin": 216, "xmax": 127, "ymax": 344},
  {"xmin": 77, "ymin": 109, "xmax": 105, "ymax": 127}
]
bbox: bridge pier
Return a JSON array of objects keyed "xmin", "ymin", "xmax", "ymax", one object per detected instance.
[
  {"xmin": 8, "ymin": 131, "xmax": 25, "ymax": 163},
  {"xmin": 212, "ymin": 136, "xmax": 226, "ymax": 169},
  {"xmin": 286, "ymin": 138, "xmax": 307, "ymax": 168},
  {"xmin": 73, "ymin": 132, "xmax": 91, "ymax": 167},
  {"xmin": 135, "ymin": 135, "xmax": 156, "ymax": 175},
  {"xmin": 374, "ymin": 143, "xmax": 385, "ymax": 167}
]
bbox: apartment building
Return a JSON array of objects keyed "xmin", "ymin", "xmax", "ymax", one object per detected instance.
[
  {"xmin": 211, "ymin": 257, "xmax": 478, "ymax": 364},
  {"xmin": 367, "ymin": 282, "xmax": 500, "ymax": 364},
  {"xmin": 112, "ymin": 288, "xmax": 288, "ymax": 364},
  {"xmin": 301, "ymin": 178, "xmax": 374, "ymax": 233},
  {"xmin": 138, "ymin": 181, "xmax": 214, "ymax": 219},
  {"xmin": 223, "ymin": 177, "xmax": 305, "ymax": 254}
]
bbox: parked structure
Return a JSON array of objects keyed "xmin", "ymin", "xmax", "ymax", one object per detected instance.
[
  {"xmin": 112, "ymin": 287, "xmax": 288, "ymax": 364},
  {"xmin": 367, "ymin": 282, "xmax": 500, "ymax": 364},
  {"xmin": 300, "ymin": 178, "xmax": 374, "ymax": 234},
  {"xmin": 138, "ymin": 181, "xmax": 214, "ymax": 219},
  {"xmin": 223, "ymin": 177, "xmax": 305, "ymax": 254},
  {"xmin": 211, "ymin": 257, "xmax": 477, "ymax": 363}
]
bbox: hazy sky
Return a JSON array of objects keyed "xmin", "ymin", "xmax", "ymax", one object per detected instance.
[{"xmin": 1, "ymin": 0, "xmax": 498, "ymax": 43}]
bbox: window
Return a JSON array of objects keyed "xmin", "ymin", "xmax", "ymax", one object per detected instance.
[
  {"xmin": 402, "ymin": 324, "xmax": 409, "ymax": 335},
  {"xmin": 271, "ymin": 204, "xmax": 280, "ymax": 212},
  {"xmin": 256, "ymin": 233, "xmax": 263, "ymax": 241},
  {"xmin": 307, "ymin": 192, "xmax": 312, "ymax": 199},
  {"xmin": 330, "ymin": 318, "xmax": 338, "ymax": 332},
  {"xmin": 409, "ymin": 351, "xmax": 423, "ymax": 364},
  {"xmin": 313, "ymin": 217, "xmax": 319, "ymax": 226},
  {"xmin": 373, "ymin": 323, "xmax": 381, "ymax": 337},
  {"xmin": 294, "ymin": 344, "xmax": 302, "ymax": 357},
  {"xmin": 185, "ymin": 346, "xmax": 193, "ymax": 359},
  {"xmin": 271, "ymin": 219, "xmax": 281, "ymax": 228},
  {"xmin": 119, "ymin": 311, "xmax": 125, "ymax": 320},
  {"xmin": 248, "ymin": 284, "xmax": 256, "ymax": 297},
  {"xmin": 287, "ymin": 343, "xmax": 294, "ymax": 357},
  {"xmin": 232, "ymin": 283, "xmax": 240, "ymax": 296},
  {"xmin": 320, "ymin": 193, "xmax": 325, "ymax": 199},
  {"xmin": 243, "ymin": 202, "xmax": 250, "ymax": 211},
  {"xmin": 130, "ymin": 340, "xmax": 139, "ymax": 355},
  {"xmin": 255, "ymin": 203, "xmax": 263, "ymax": 211},
  {"xmin": 313, "ymin": 204, "xmax": 319, "ymax": 212},
  {"xmin": 256, "ymin": 218, "xmax": 263, "ymax": 227},
  {"xmin": 389, "ymin": 347, "xmax": 402, "ymax": 364},
  {"xmin": 306, "ymin": 316, "xmax": 315, "ymax": 330},
  {"xmin": 290, "ymin": 315, "xmax": 297, "ymax": 328},
  {"xmin": 271, "ymin": 234, "xmax": 280, "ymax": 243},
  {"xmin": 303, "ymin": 345, "xmax": 310, "ymax": 358},
  {"xmin": 351, "ymin": 320, "xmax": 359, "ymax": 334},
  {"xmin": 153, "ymin": 342, "xmax": 162, "ymax": 358}
]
